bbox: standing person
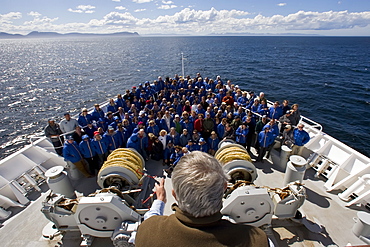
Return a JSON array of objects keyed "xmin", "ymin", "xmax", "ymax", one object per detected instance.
[
  {"xmin": 255, "ymin": 115, "xmax": 268, "ymax": 152},
  {"xmin": 173, "ymin": 114, "xmax": 183, "ymax": 134},
  {"xmin": 222, "ymin": 124, "xmax": 235, "ymax": 141},
  {"xmin": 91, "ymin": 131, "xmax": 109, "ymax": 169},
  {"xmin": 179, "ymin": 129, "xmax": 191, "ymax": 147},
  {"xmin": 281, "ymin": 125, "xmax": 295, "ymax": 148},
  {"xmin": 269, "ymin": 101, "xmax": 283, "ymax": 120},
  {"xmin": 245, "ymin": 116, "xmax": 256, "ymax": 153},
  {"xmin": 127, "ymin": 129, "xmax": 149, "ymax": 161},
  {"xmin": 77, "ymin": 108, "xmax": 92, "ymax": 128},
  {"xmin": 59, "ymin": 112, "xmax": 79, "ymax": 138},
  {"xmin": 198, "ymin": 138, "xmax": 209, "ymax": 153},
  {"xmin": 44, "ymin": 118, "xmax": 64, "ymax": 156},
  {"xmin": 292, "ymin": 124, "xmax": 310, "ymax": 155},
  {"xmin": 162, "ymin": 140, "xmax": 174, "ymax": 165},
  {"xmin": 135, "ymin": 151, "xmax": 270, "ymax": 247},
  {"xmin": 235, "ymin": 123, "xmax": 249, "ymax": 147},
  {"xmin": 281, "ymin": 99, "xmax": 291, "ymax": 115},
  {"xmin": 257, "ymin": 126, "xmax": 274, "ymax": 163},
  {"xmin": 71, "ymin": 126, "xmax": 84, "ymax": 144},
  {"xmin": 63, "ymin": 136, "xmax": 92, "ymax": 177},
  {"xmin": 103, "ymin": 126, "xmax": 122, "ymax": 153},
  {"xmin": 152, "ymin": 137, "xmax": 164, "ymax": 161},
  {"xmin": 167, "ymin": 127, "xmax": 180, "ymax": 146},
  {"xmin": 91, "ymin": 104, "xmax": 105, "ymax": 122},
  {"xmin": 207, "ymin": 131, "xmax": 220, "ymax": 156},
  {"xmin": 290, "ymin": 104, "xmax": 301, "ymax": 127},
  {"xmin": 79, "ymin": 135, "xmax": 97, "ymax": 175},
  {"xmin": 202, "ymin": 112, "xmax": 214, "ymax": 140},
  {"xmin": 193, "ymin": 114, "xmax": 204, "ymax": 134},
  {"xmin": 217, "ymin": 118, "xmax": 227, "ymax": 139}
]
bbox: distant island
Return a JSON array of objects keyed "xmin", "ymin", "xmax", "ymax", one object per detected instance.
[{"xmin": 0, "ymin": 31, "xmax": 140, "ymax": 39}]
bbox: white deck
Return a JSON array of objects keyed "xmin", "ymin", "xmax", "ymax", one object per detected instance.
[{"xmin": 0, "ymin": 141, "xmax": 369, "ymax": 247}]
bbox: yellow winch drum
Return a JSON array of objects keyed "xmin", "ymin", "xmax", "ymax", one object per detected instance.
[
  {"xmin": 97, "ymin": 148, "xmax": 144, "ymax": 189},
  {"xmin": 215, "ymin": 139, "xmax": 257, "ymax": 183}
]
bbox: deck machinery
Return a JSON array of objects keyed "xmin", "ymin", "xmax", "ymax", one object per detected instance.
[{"xmin": 41, "ymin": 145, "xmax": 306, "ymax": 246}]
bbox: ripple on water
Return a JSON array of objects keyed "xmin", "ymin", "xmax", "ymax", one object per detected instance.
[{"xmin": 0, "ymin": 36, "xmax": 369, "ymax": 159}]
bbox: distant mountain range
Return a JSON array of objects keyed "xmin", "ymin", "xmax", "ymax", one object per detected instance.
[{"xmin": 0, "ymin": 31, "xmax": 140, "ymax": 39}]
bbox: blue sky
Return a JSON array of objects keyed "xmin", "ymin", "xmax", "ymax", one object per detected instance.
[{"xmin": 1, "ymin": 0, "xmax": 370, "ymax": 35}]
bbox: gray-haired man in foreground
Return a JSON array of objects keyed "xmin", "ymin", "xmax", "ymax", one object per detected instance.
[{"xmin": 135, "ymin": 151, "xmax": 271, "ymax": 247}]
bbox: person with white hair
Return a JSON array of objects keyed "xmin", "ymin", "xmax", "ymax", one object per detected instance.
[{"xmin": 135, "ymin": 151, "xmax": 270, "ymax": 246}]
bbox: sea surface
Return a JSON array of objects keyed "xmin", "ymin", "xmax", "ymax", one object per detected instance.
[{"xmin": 0, "ymin": 36, "xmax": 369, "ymax": 159}]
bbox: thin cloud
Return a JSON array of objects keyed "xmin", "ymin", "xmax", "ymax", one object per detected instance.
[
  {"xmin": 68, "ymin": 5, "xmax": 96, "ymax": 14},
  {"xmin": 162, "ymin": 0, "xmax": 174, "ymax": 4},
  {"xmin": 132, "ymin": 0, "xmax": 152, "ymax": 3},
  {"xmin": 277, "ymin": 3, "xmax": 287, "ymax": 7},
  {"xmin": 158, "ymin": 5, "xmax": 177, "ymax": 10},
  {"xmin": 27, "ymin": 11, "xmax": 42, "ymax": 17},
  {"xmin": 115, "ymin": 6, "xmax": 127, "ymax": 11},
  {"xmin": 135, "ymin": 9, "xmax": 147, "ymax": 12},
  {"xmin": 112, "ymin": 0, "xmax": 121, "ymax": 2}
]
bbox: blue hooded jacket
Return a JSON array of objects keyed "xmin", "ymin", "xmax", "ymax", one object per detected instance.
[
  {"xmin": 258, "ymin": 130, "xmax": 275, "ymax": 148},
  {"xmin": 207, "ymin": 137, "xmax": 220, "ymax": 151},
  {"xmin": 63, "ymin": 141, "xmax": 83, "ymax": 163},
  {"xmin": 103, "ymin": 131, "xmax": 123, "ymax": 151},
  {"xmin": 91, "ymin": 138, "xmax": 108, "ymax": 155},
  {"xmin": 79, "ymin": 138, "xmax": 95, "ymax": 158},
  {"xmin": 236, "ymin": 126, "xmax": 249, "ymax": 144},
  {"xmin": 78, "ymin": 113, "xmax": 93, "ymax": 128},
  {"xmin": 91, "ymin": 109, "xmax": 105, "ymax": 121}
]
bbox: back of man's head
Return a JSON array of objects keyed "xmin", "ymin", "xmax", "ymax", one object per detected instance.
[{"xmin": 172, "ymin": 151, "xmax": 228, "ymax": 218}]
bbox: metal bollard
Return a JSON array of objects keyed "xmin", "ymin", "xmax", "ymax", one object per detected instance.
[
  {"xmin": 279, "ymin": 145, "xmax": 292, "ymax": 171},
  {"xmin": 45, "ymin": 166, "xmax": 76, "ymax": 198},
  {"xmin": 283, "ymin": 155, "xmax": 307, "ymax": 186}
]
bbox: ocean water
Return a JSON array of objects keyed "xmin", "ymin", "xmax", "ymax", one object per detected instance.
[{"xmin": 0, "ymin": 36, "xmax": 369, "ymax": 158}]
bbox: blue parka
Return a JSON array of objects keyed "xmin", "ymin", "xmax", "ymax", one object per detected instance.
[
  {"xmin": 207, "ymin": 137, "xmax": 220, "ymax": 151},
  {"xmin": 91, "ymin": 138, "xmax": 108, "ymax": 155},
  {"xmin": 258, "ymin": 130, "xmax": 275, "ymax": 148},
  {"xmin": 63, "ymin": 141, "xmax": 83, "ymax": 163},
  {"xmin": 78, "ymin": 113, "xmax": 93, "ymax": 128},
  {"xmin": 103, "ymin": 131, "xmax": 123, "ymax": 151},
  {"xmin": 79, "ymin": 138, "xmax": 95, "ymax": 158},
  {"xmin": 293, "ymin": 129, "xmax": 310, "ymax": 146},
  {"xmin": 236, "ymin": 126, "xmax": 249, "ymax": 144}
]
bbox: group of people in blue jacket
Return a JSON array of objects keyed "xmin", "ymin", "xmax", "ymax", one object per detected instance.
[{"xmin": 55, "ymin": 73, "xmax": 310, "ymax": 177}]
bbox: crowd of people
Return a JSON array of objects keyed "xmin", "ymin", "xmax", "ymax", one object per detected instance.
[{"xmin": 44, "ymin": 73, "xmax": 310, "ymax": 177}]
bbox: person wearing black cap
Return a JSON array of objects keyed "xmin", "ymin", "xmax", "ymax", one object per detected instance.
[{"xmin": 44, "ymin": 118, "xmax": 64, "ymax": 156}]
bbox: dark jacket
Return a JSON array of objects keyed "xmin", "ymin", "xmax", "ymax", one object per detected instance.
[{"xmin": 44, "ymin": 123, "xmax": 63, "ymax": 139}]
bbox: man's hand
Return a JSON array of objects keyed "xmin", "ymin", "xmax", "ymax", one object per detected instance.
[{"xmin": 155, "ymin": 178, "xmax": 167, "ymax": 203}]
